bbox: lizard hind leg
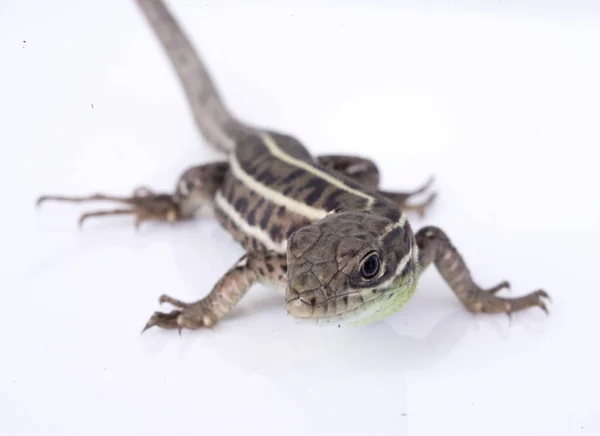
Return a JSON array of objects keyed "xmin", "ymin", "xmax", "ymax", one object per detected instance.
[
  {"xmin": 379, "ymin": 175, "xmax": 437, "ymax": 218},
  {"xmin": 35, "ymin": 162, "xmax": 229, "ymax": 229},
  {"xmin": 36, "ymin": 187, "xmax": 181, "ymax": 229}
]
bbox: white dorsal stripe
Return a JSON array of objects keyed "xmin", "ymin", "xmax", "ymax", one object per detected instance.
[
  {"xmin": 215, "ymin": 191, "xmax": 287, "ymax": 254},
  {"xmin": 370, "ymin": 247, "xmax": 413, "ymax": 292},
  {"xmin": 398, "ymin": 211, "xmax": 407, "ymax": 227},
  {"xmin": 381, "ymin": 212, "xmax": 408, "ymax": 235},
  {"xmin": 259, "ymin": 132, "xmax": 375, "ymax": 206},
  {"xmin": 229, "ymin": 153, "xmax": 329, "ymax": 221},
  {"xmin": 412, "ymin": 240, "xmax": 420, "ymax": 267},
  {"xmin": 394, "ymin": 247, "xmax": 413, "ymax": 277}
]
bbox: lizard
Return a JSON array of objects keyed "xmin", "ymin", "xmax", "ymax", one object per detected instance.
[{"xmin": 36, "ymin": 0, "xmax": 550, "ymax": 333}]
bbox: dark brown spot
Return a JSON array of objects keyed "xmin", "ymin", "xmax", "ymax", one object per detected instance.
[
  {"xmin": 260, "ymin": 203, "xmax": 274, "ymax": 230},
  {"xmin": 277, "ymin": 206, "xmax": 286, "ymax": 217},
  {"xmin": 283, "ymin": 185, "xmax": 294, "ymax": 196},
  {"xmin": 324, "ymin": 189, "xmax": 344, "ymax": 211},
  {"xmin": 256, "ymin": 169, "xmax": 277, "ymax": 185},
  {"xmin": 266, "ymin": 263, "xmax": 274, "ymax": 273},
  {"xmin": 302, "ymin": 177, "xmax": 329, "ymax": 205},
  {"xmin": 310, "ymin": 297, "xmax": 317, "ymax": 306},
  {"xmin": 234, "ymin": 197, "xmax": 248, "ymax": 214},
  {"xmin": 281, "ymin": 264, "xmax": 288, "ymax": 273},
  {"xmin": 213, "ymin": 162, "xmax": 229, "ymax": 185},
  {"xmin": 270, "ymin": 225, "xmax": 282, "ymax": 241},
  {"xmin": 247, "ymin": 209, "xmax": 257, "ymax": 226},
  {"xmin": 342, "ymin": 296, "xmax": 348, "ymax": 304},
  {"xmin": 282, "ymin": 168, "xmax": 304, "ymax": 184},
  {"xmin": 235, "ymin": 255, "xmax": 247, "ymax": 270}
]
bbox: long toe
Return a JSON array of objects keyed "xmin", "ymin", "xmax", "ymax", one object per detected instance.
[{"xmin": 141, "ymin": 310, "xmax": 182, "ymax": 333}]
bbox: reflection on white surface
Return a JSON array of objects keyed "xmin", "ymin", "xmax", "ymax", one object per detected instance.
[{"xmin": 2, "ymin": 0, "xmax": 599, "ymax": 435}]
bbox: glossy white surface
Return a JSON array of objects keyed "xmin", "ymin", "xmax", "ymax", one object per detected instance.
[{"xmin": 2, "ymin": 1, "xmax": 599, "ymax": 435}]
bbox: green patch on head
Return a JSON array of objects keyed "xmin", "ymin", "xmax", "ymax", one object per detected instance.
[{"xmin": 348, "ymin": 275, "xmax": 419, "ymax": 327}]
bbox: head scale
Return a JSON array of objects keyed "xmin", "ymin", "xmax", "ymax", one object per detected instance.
[{"xmin": 285, "ymin": 211, "xmax": 419, "ymax": 326}]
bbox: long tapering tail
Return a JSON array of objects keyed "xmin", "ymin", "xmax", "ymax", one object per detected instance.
[{"xmin": 135, "ymin": 0, "xmax": 254, "ymax": 154}]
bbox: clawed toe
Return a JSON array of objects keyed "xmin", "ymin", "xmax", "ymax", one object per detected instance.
[
  {"xmin": 159, "ymin": 294, "xmax": 189, "ymax": 308},
  {"xmin": 78, "ymin": 209, "xmax": 135, "ymax": 227},
  {"xmin": 529, "ymin": 289, "xmax": 551, "ymax": 314},
  {"xmin": 379, "ymin": 175, "xmax": 438, "ymax": 217},
  {"xmin": 141, "ymin": 295, "xmax": 191, "ymax": 333},
  {"xmin": 142, "ymin": 295, "xmax": 214, "ymax": 334},
  {"xmin": 141, "ymin": 310, "xmax": 182, "ymax": 333},
  {"xmin": 412, "ymin": 192, "xmax": 438, "ymax": 218},
  {"xmin": 410, "ymin": 175, "xmax": 436, "ymax": 196},
  {"xmin": 467, "ymin": 286, "xmax": 551, "ymax": 317},
  {"xmin": 505, "ymin": 289, "xmax": 550, "ymax": 319},
  {"xmin": 485, "ymin": 280, "xmax": 511, "ymax": 294}
]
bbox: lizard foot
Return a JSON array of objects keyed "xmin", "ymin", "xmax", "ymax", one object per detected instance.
[
  {"xmin": 484, "ymin": 280, "xmax": 511, "ymax": 294},
  {"xmin": 401, "ymin": 191, "xmax": 438, "ymax": 218},
  {"xmin": 141, "ymin": 294, "xmax": 215, "ymax": 334},
  {"xmin": 380, "ymin": 175, "xmax": 438, "ymax": 218},
  {"xmin": 465, "ymin": 286, "xmax": 550, "ymax": 318},
  {"xmin": 36, "ymin": 186, "xmax": 182, "ymax": 229}
]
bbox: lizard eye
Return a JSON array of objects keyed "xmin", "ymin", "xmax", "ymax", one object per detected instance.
[{"xmin": 360, "ymin": 252, "xmax": 380, "ymax": 279}]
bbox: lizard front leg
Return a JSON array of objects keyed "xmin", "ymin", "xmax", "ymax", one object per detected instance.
[
  {"xmin": 415, "ymin": 226, "xmax": 550, "ymax": 316},
  {"xmin": 36, "ymin": 162, "xmax": 228, "ymax": 228},
  {"xmin": 143, "ymin": 251, "xmax": 287, "ymax": 332},
  {"xmin": 317, "ymin": 154, "xmax": 436, "ymax": 216}
]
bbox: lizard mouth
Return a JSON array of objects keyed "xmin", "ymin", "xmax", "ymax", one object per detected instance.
[
  {"xmin": 285, "ymin": 296, "xmax": 319, "ymax": 318},
  {"xmin": 285, "ymin": 285, "xmax": 391, "ymax": 322},
  {"xmin": 285, "ymin": 276, "xmax": 419, "ymax": 326}
]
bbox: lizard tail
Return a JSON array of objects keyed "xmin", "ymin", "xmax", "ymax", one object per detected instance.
[{"xmin": 135, "ymin": 0, "xmax": 253, "ymax": 154}]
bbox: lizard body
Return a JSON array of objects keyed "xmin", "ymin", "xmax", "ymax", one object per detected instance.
[{"xmin": 37, "ymin": 0, "xmax": 549, "ymax": 332}]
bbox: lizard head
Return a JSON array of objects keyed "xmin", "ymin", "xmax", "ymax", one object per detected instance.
[{"xmin": 284, "ymin": 211, "xmax": 419, "ymax": 326}]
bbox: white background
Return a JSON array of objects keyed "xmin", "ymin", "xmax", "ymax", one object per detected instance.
[{"xmin": 2, "ymin": 1, "xmax": 599, "ymax": 435}]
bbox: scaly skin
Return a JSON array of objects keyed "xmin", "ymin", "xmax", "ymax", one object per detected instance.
[{"xmin": 35, "ymin": 0, "xmax": 550, "ymax": 333}]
